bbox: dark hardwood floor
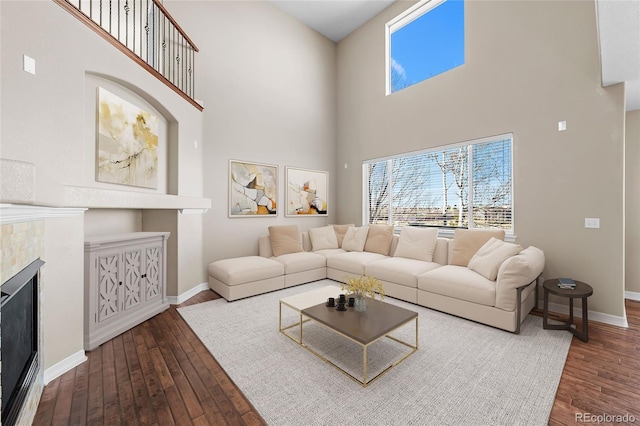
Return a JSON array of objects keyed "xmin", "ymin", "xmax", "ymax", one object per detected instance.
[
  {"xmin": 34, "ymin": 292, "xmax": 640, "ymax": 425},
  {"xmin": 541, "ymin": 300, "xmax": 640, "ymax": 425},
  {"xmin": 34, "ymin": 290, "xmax": 266, "ymax": 426}
]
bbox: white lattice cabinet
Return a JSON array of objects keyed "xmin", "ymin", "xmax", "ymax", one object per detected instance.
[{"xmin": 84, "ymin": 232, "xmax": 170, "ymax": 350}]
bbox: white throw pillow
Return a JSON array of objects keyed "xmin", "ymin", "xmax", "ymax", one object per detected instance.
[
  {"xmin": 468, "ymin": 238, "xmax": 523, "ymax": 281},
  {"xmin": 394, "ymin": 227, "xmax": 438, "ymax": 262},
  {"xmin": 341, "ymin": 226, "xmax": 369, "ymax": 252},
  {"xmin": 308, "ymin": 225, "xmax": 339, "ymax": 251}
]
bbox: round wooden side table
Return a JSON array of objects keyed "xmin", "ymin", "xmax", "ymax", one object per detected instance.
[{"xmin": 542, "ymin": 279, "xmax": 593, "ymax": 342}]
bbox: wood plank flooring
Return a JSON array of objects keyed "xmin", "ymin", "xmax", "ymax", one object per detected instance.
[
  {"xmin": 34, "ymin": 293, "xmax": 640, "ymax": 425},
  {"xmin": 34, "ymin": 290, "xmax": 266, "ymax": 426}
]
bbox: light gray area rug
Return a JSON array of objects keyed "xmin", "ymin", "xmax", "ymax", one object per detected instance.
[{"xmin": 178, "ymin": 280, "xmax": 572, "ymax": 426}]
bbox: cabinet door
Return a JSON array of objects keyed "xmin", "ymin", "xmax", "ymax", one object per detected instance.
[
  {"xmin": 97, "ymin": 252, "xmax": 122, "ymax": 322},
  {"xmin": 144, "ymin": 245, "xmax": 162, "ymax": 301},
  {"xmin": 123, "ymin": 249, "xmax": 144, "ymax": 311}
]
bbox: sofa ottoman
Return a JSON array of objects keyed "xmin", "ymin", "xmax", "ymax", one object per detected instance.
[{"xmin": 208, "ymin": 256, "xmax": 285, "ymax": 301}]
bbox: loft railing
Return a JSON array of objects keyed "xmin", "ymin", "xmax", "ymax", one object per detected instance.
[{"xmin": 54, "ymin": 0, "xmax": 202, "ymax": 111}]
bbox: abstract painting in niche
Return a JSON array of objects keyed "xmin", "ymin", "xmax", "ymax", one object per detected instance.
[
  {"xmin": 229, "ymin": 160, "xmax": 278, "ymax": 217},
  {"xmin": 97, "ymin": 87, "xmax": 159, "ymax": 189},
  {"xmin": 286, "ymin": 167, "xmax": 328, "ymax": 216}
]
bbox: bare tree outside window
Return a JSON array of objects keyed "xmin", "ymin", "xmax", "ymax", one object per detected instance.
[
  {"xmin": 368, "ymin": 161, "xmax": 389, "ymax": 224},
  {"xmin": 365, "ymin": 136, "xmax": 512, "ymax": 230}
]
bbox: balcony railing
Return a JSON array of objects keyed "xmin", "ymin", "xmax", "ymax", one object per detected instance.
[{"xmin": 54, "ymin": 0, "xmax": 202, "ymax": 111}]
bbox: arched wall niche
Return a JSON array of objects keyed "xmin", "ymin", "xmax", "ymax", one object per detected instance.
[{"xmin": 84, "ymin": 72, "xmax": 179, "ymax": 196}]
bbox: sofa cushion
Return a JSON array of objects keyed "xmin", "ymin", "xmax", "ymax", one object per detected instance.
[
  {"xmin": 394, "ymin": 227, "xmax": 438, "ymax": 262},
  {"xmin": 308, "ymin": 225, "xmax": 339, "ymax": 251},
  {"xmin": 269, "ymin": 225, "xmax": 303, "ymax": 257},
  {"xmin": 363, "ymin": 224, "xmax": 394, "ymax": 255},
  {"xmin": 272, "ymin": 251, "xmax": 326, "ymax": 274},
  {"xmin": 366, "ymin": 257, "xmax": 441, "ymax": 288},
  {"xmin": 418, "ymin": 265, "xmax": 496, "ymax": 307},
  {"xmin": 449, "ymin": 229, "xmax": 505, "ymax": 266},
  {"xmin": 208, "ymin": 256, "xmax": 284, "ymax": 286},
  {"xmin": 313, "ymin": 248, "xmax": 347, "ymax": 258},
  {"xmin": 468, "ymin": 238, "xmax": 523, "ymax": 281},
  {"xmin": 332, "ymin": 224, "xmax": 354, "ymax": 248},
  {"xmin": 327, "ymin": 251, "xmax": 387, "ymax": 275},
  {"xmin": 342, "ymin": 226, "xmax": 369, "ymax": 252}
]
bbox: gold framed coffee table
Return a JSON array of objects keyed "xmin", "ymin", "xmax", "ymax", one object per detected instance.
[
  {"xmin": 279, "ymin": 285, "xmax": 343, "ymax": 344},
  {"xmin": 287, "ymin": 295, "xmax": 418, "ymax": 387}
]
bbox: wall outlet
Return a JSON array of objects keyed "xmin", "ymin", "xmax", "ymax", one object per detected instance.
[
  {"xmin": 23, "ymin": 55, "xmax": 35, "ymax": 75},
  {"xmin": 585, "ymin": 218, "xmax": 600, "ymax": 228}
]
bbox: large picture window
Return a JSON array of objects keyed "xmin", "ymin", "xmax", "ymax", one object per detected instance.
[{"xmin": 364, "ymin": 134, "xmax": 513, "ymax": 232}]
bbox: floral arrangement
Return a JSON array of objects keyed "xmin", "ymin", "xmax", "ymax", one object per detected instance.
[{"xmin": 341, "ymin": 275, "xmax": 385, "ymax": 301}]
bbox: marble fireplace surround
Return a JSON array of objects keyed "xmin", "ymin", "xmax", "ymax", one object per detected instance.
[{"xmin": 0, "ymin": 205, "xmax": 86, "ymax": 425}]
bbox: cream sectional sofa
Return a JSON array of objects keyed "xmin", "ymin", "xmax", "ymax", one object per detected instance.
[{"xmin": 208, "ymin": 224, "xmax": 545, "ymax": 334}]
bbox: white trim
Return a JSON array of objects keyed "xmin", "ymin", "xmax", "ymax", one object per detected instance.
[
  {"xmin": 0, "ymin": 204, "xmax": 86, "ymax": 225},
  {"xmin": 363, "ymin": 133, "xmax": 514, "ymax": 164},
  {"xmin": 44, "ymin": 350, "xmax": 87, "ymax": 385},
  {"xmin": 179, "ymin": 208, "xmax": 209, "ymax": 215},
  {"xmin": 168, "ymin": 282, "xmax": 210, "ymax": 305},
  {"xmin": 435, "ymin": 228, "xmax": 518, "ymax": 243},
  {"xmin": 386, "ymin": 0, "xmax": 444, "ymax": 32},
  {"xmin": 540, "ymin": 300, "xmax": 629, "ymax": 328},
  {"xmin": 625, "ymin": 290, "xmax": 640, "ymax": 301}
]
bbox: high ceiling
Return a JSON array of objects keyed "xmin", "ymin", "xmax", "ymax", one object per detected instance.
[
  {"xmin": 269, "ymin": 0, "xmax": 639, "ymax": 112},
  {"xmin": 269, "ymin": 0, "xmax": 395, "ymax": 42}
]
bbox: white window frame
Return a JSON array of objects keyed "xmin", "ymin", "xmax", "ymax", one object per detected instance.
[
  {"xmin": 362, "ymin": 133, "xmax": 516, "ymax": 240},
  {"xmin": 385, "ymin": 0, "xmax": 446, "ymax": 95}
]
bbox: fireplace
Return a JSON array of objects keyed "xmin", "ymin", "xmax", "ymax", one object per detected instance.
[{"xmin": 1, "ymin": 259, "xmax": 44, "ymax": 426}]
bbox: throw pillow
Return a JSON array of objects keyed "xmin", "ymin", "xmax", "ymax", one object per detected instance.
[
  {"xmin": 268, "ymin": 225, "xmax": 303, "ymax": 257},
  {"xmin": 468, "ymin": 238, "xmax": 524, "ymax": 281},
  {"xmin": 332, "ymin": 224, "xmax": 354, "ymax": 248},
  {"xmin": 393, "ymin": 226, "xmax": 438, "ymax": 262},
  {"xmin": 341, "ymin": 226, "xmax": 369, "ymax": 252},
  {"xmin": 449, "ymin": 229, "xmax": 506, "ymax": 266},
  {"xmin": 308, "ymin": 225, "xmax": 339, "ymax": 251},
  {"xmin": 363, "ymin": 224, "xmax": 394, "ymax": 255}
]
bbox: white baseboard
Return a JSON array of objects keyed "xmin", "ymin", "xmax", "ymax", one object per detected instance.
[
  {"xmin": 539, "ymin": 300, "xmax": 629, "ymax": 328},
  {"xmin": 625, "ymin": 291, "xmax": 640, "ymax": 301},
  {"xmin": 168, "ymin": 282, "xmax": 210, "ymax": 305},
  {"xmin": 44, "ymin": 350, "xmax": 87, "ymax": 385}
]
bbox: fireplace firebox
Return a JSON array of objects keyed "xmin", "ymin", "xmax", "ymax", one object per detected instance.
[{"xmin": 1, "ymin": 259, "xmax": 44, "ymax": 426}]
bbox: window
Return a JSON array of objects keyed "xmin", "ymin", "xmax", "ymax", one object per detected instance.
[
  {"xmin": 364, "ymin": 134, "xmax": 513, "ymax": 232},
  {"xmin": 386, "ymin": 0, "xmax": 465, "ymax": 94}
]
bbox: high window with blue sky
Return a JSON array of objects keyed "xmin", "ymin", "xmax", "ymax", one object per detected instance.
[{"xmin": 386, "ymin": 0, "xmax": 465, "ymax": 94}]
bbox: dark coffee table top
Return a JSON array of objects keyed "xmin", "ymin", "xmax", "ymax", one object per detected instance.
[{"xmin": 302, "ymin": 299, "xmax": 418, "ymax": 345}]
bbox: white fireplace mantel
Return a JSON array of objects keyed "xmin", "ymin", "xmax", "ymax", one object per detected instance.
[{"xmin": 0, "ymin": 204, "xmax": 87, "ymax": 225}]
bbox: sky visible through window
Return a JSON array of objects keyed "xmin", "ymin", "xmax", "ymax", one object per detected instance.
[
  {"xmin": 367, "ymin": 138, "xmax": 512, "ymax": 229},
  {"xmin": 390, "ymin": 0, "xmax": 465, "ymax": 93}
]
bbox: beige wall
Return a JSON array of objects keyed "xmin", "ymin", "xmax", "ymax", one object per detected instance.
[
  {"xmin": 166, "ymin": 1, "xmax": 338, "ymax": 262},
  {"xmin": 42, "ymin": 215, "xmax": 84, "ymax": 370},
  {"xmin": 626, "ymin": 110, "xmax": 640, "ymax": 295},
  {"xmin": 336, "ymin": 0, "xmax": 626, "ymax": 317},
  {"xmin": 0, "ymin": 0, "xmax": 207, "ymax": 372},
  {"xmin": 84, "ymin": 209, "xmax": 142, "ymax": 237},
  {"xmin": 0, "ymin": 1, "xmax": 203, "ymax": 200}
]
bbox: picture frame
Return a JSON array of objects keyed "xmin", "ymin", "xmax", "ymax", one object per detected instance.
[
  {"xmin": 229, "ymin": 160, "xmax": 278, "ymax": 217},
  {"xmin": 285, "ymin": 167, "xmax": 328, "ymax": 217},
  {"xmin": 96, "ymin": 87, "xmax": 159, "ymax": 189}
]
